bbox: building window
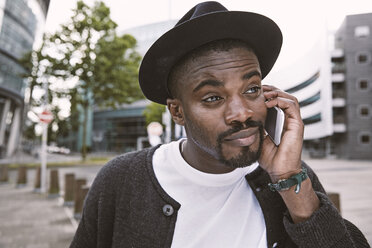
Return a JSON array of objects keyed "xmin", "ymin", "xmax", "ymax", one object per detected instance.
[
  {"xmin": 299, "ymin": 91, "xmax": 321, "ymax": 107},
  {"xmin": 360, "ymin": 108, "xmax": 369, "ymax": 116},
  {"xmin": 303, "ymin": 113, "xmax": 321, "ymax": 125},
  {"xmin": 357, "ymin": 105, "xmax": 371, "ymax": 118},
  {"xmin": 357, "ymin": 79, "xmax": 369, "ymax": 90},
  {"xmin": 354, "ymin": 25, "xmax": 370, "ymax": 38},
  {"xmin": 359, "ymin": 54, "xmax": 367, "ymax": 63},
  {"xmin": 286, "ymin": 70, "xmax": 320, "ymax": 93},
  {"xmin": 356, "ymin": 52, "xmax": 371, "ymax": 64},
  {"xmin": 359, "ymin": 132, "xmax": 371, "ymax": 145},
  {"xmin": 361, "ymin": 135, "xmax": 370, "ymax": 143}
]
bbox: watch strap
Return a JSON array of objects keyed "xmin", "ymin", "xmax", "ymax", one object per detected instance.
[{"xmin": 268, "ymin": 167, "xmax": 308, "ymax": 194}]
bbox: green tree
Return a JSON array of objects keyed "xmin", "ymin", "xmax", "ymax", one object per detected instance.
[
  {"xmin": 143, "ymin": 102, "xmax": 166, "ymax": 126},
  {"xmin": 49, "ymin": 1, "xmax": 143, "ymax": 160}
]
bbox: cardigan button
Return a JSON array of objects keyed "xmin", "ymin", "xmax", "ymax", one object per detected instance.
[
  {"xmin": 272, "ymin": 242, "xmax": 278, "ymax": 247},
  {"xmin": 162, "ymin": 204, "xmax": 174, "ymax": 216},
  {"xmin": 256, "ymin": 187, "xmax": 262, "ymax": 192}
]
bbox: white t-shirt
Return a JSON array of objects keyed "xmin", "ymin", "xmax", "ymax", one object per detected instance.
[{"xmin": 152, "ymin": 139, "xmax": 267, "ymax": 248}]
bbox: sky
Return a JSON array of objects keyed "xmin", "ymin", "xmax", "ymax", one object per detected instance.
[
  {"xmin": 43, "ymin": 0, "xmax": 372, "ymax": 70},
  {"xmin": 45, "ymin": 0, "xmax": 372, "ymax": 33}
]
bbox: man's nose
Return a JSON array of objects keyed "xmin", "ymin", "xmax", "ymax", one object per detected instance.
[{"xmin": 224, "ymin": 96, "xmax": 254, "ymax": 125}]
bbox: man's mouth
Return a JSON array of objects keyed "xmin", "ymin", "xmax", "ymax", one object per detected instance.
[{"xmin": 223, "ymin": 127, "xmax": 259, "ymax": 147}]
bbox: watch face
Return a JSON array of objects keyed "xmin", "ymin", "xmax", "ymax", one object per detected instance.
[{"xmin": 278, "ymin": 180, "xmax": 291, "ymax": 191}]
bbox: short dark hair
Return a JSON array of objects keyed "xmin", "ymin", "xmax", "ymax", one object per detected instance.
[{"xmin": 167, "ymin": 39, "xmax": 254, "ymax": 100}]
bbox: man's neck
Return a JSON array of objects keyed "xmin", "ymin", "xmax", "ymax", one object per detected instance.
[{"xmin": 180, "ymin": 139, "xmax": 236, "ymax": 174}]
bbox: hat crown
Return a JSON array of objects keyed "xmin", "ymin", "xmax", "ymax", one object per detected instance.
[
  {"xmin": 176, "ymin": 1, "xmax": 228, "ymax": 26},
  {"xmin": 139, "ymin": 1, "xmax": 282, "ymax": 104}
]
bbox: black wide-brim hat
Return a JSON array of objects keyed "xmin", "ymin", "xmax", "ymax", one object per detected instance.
[{"xmin": 139, "ymin": 1, "xmax": 283, "ymax": 105}]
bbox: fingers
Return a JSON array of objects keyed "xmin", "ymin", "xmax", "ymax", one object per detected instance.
[
  {"xmin": 263, "ymin": 85, "xmax": 299, "ymax": 108},
  {"xmin": 263, "ymin": 85, "xmax": 303, "ymax": 130},
  {"xmin": 265, "ymin": 97, "xmax": 302, "ymax": 120}
]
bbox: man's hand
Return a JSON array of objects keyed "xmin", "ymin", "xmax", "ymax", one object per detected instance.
[
  {"xmin": 259, "ymin": 85, "xmax": 304, "ymax": 181},
  {"xmin": 259, "ymin": 85, "xmax": 319, "ymax": 223}
]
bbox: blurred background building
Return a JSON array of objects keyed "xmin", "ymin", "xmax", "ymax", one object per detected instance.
[
  {"xmin": 92, "ymin": 99, "xmax": 150, "ymax": 153},
  {"xmin": 122, "ymin": 20, "xmax": 177, "ymax": 56},
  {"xmin": 264, "ymin": 25, "xmax": 333, "ymax": 158},
  {"xmin": 0, "ymin": 0, "xmax": 50, "ymax": 158},
  {"xmin": 330, "ymin": 13, "xmax": 372, "ymax": 159}
]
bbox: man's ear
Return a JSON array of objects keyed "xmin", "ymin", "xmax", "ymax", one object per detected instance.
[{"xmin": 166, "ymin": 98, "xmax": 185, "ymax": 126}]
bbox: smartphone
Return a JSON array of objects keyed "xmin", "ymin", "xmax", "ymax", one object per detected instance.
[{"xmin": 264, "ymin": 107, "xmax": 284, "ymax": 146}]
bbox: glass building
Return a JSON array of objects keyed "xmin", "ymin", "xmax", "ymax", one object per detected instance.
[{"xmin": 0, "ymin": 0, "xmax": 50, "ymax": 157}]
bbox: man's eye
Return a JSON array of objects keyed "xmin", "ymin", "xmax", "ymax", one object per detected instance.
[
  {"xmin": 245, "ymin": 86, "xmax": 261, "ymax": 94},
  {"xmin": 203, "ymin": 96, "xmax": 223, "ymax": 102}
]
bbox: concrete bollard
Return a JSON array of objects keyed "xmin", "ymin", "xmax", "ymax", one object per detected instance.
[
  {"xmin": 64, "ymin": 173, "xmax": 75, "ymax": 206},
  {"xmin": 16, "ymin": 166, "xmax": 27, "ymax": 187},
  {"xmin": 73, "ymin": 178, "xmax": 87, "ymax": 212},
  {"xmin": 74, "ymin": 183, "xmax": 89, "ymax": 220},
  {"xmin": 34, "ymin": 167, "xmax": 41, "ymax": 192},
  {"xmin": 73, "ymin": 179, "xmax": 87, "ymax": 204},
  {"xmin": 0, "ymin": 165, "xmax": 9, "ymax": 183},
  {"xmin": 48, "ymin": 169, "xmax": 60, "ymax": 197},
  {"xmin": 327, "ymin": 192, "xmax": 341, "ymax": 214}
]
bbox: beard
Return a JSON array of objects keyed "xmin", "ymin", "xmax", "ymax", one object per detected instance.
[
  {"xmin": 216, "ymin": 119, "xmax": 264, "ymax": 168},
  {"xmin": 185, "ymin": 117, "xmax": 264, "ymax": 169}
]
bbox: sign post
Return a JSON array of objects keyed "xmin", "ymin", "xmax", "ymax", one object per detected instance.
[
  {"xmin": 38, "ymin": 109, "xmax": 53, "ymax": 193},
  {"xmin": 162, "ymin": 110, "xmax": 171, "ymax": 143}
]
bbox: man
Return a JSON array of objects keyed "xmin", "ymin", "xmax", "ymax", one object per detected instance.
[{"xmin": 70, "ymin": 2, "xmax": 370, "ymax": 247}]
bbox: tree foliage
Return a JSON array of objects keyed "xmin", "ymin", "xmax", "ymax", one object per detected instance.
[
  {"xmin": 143, "ymin": 102, "xmax": 166, "ymax": 126},
  {"xmin": 47, "ymin": 0, "xmax": 143, "ymax": 159},
  {"xmin": 19, "ymin": 35, "xmax": 67, "ymax": 142},
  {"xmin": 94, "ymin": 34, "xmax": 143, "ymax": 108}
]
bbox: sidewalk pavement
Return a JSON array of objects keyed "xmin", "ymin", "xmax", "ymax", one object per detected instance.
[
  {"xmin": 0, "ymin": 184, "xmax": 76, "ymax": 248},
  {"xmin": 308, "ymin": 158, "xmax": 372, "ymax": 244},
  {"xmin": 0, "ymin": 150, "xmax": 82, "ymax": 165},
  {"xmin": 0, "ymin": 149, "xmax": 118, "ymax": 165}
]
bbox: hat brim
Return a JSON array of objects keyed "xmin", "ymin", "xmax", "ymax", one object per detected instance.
[{"xmin": 139, "ymin": 11, "xmax": 283, "ymax": 105}]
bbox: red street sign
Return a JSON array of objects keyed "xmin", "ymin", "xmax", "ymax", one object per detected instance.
[{"xmin": 39, "ymin": 110, "xmax": 53, "ymax": 124}]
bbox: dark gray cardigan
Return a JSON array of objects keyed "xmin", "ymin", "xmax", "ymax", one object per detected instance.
[{"xmin": 70, "ymin": 146, "xmax": 370, "ymax": 248}]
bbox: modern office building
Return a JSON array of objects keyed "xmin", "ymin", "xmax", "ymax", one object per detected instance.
[
  {"xmin": 330, "ymin": 13, "xmax": 372, "ymax": 160},
  {"xmin": 0, "ymin": 0, "xmax": 50, "ymax": 158},
  {"xmin": 92, "ymin": 99, "xmax": 150, "ymax": 153},
  {"xmin": 264, "ymin": 21, "xmax": 333, "ymax": 157},
  {"xmin": 122, "ymin": 20, "xmax": 177, "ymax": 56}
]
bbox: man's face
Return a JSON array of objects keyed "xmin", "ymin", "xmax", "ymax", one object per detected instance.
[{"xmin": 176, "ymin": 47, "xmax": 267, "ymax": 169}]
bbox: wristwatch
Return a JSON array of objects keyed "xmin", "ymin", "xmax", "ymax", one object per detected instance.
[{"xmin": 268, "ymin": 167, "xmax": 308, "ymax": 194}]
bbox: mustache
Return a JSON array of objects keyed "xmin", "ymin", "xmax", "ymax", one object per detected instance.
[{"xmin": 217, "ymin": 119, "xmax": 264, "ymax": 143}]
